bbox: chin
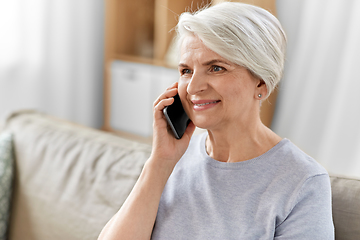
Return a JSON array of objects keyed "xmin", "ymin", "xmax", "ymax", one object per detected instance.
[{"xmin": 191, "ymin": 117, "xmax": 216, "ymax": 130}]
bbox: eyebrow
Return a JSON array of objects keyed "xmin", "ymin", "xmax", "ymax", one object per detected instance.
[
  {"xmin": 178, "ymin": 59, "xmax": 231, "ymax": 68},
  {"xmin": 203, "ymin": 59, "xmax": 231, "ymax": 66},
  {"xmin": 178, "ymin": 63, "xmax": 188, "ymax": 68}
]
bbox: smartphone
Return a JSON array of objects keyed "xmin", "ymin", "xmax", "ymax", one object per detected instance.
[{"xmin": 163, "ymin": 94, "xmax": 191, "ymax": 139}]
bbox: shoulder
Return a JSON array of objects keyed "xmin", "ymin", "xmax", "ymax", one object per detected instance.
[
  {"xmin": 274, "ymin": 139, "xmax": 328, "ymax": 178},
  {"xmin": 268, "ymin": 139, "xmax": 331, "ymax": 207},
  {"xmin": 275, "ymin": 139, "xmax": 332, "ymax": 211},
  {"xmin": 272, "ymin": 140, "xmax": 334, "ymax": 235}
]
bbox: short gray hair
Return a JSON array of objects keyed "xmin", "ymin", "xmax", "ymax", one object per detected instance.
[{"xmin": 176, "ymin": 2, "xmax": 287, "ymax": 98}]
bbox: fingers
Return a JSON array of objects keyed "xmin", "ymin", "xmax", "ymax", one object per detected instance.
[
  {"xmin": 153, "ymin": 83, "xmax": 179, "ymax": 126},
  {"xmin": 166, "ymin": 81, "xmax": 178, "ymax": 90},
  {"xmin": 153, "ymin": 97, "xmax": 174, "ymax": 119},
  {"xmin": 153, "ymin": 82, "xmax": 178, "ymax": 107}
]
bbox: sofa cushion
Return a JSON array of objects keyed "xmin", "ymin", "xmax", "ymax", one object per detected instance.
[
  {"xmin": 4, "ymin": 111, "xmax": 152, "ymax": 240},
  {"xmin": 0, "ymin": 132, "xmax": 14, "ymax": 240},
  {"xmin": 330, "ymin": 176, "xmax": 360, "ymax": 240}
]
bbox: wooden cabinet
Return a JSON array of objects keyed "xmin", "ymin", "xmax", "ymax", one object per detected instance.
[{"xmin": 103, "ymin": 0, "xmax": 277, "ymax": 141}]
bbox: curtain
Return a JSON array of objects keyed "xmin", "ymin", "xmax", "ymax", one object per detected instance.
[
  {"xmin": 0, "ymin": 0, "xmax": 104, "ymax": 128},
  {"xmin": 273, "ymin": 0, "xmax": 360, "ymax": 178}
]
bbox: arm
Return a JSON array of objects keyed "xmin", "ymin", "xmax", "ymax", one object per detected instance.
[
  {"xmin": 274, "ymin": 174, "xmax": 334, "ymax": 239},
  {"xmin": 98, "ymin": 83, "xmax": 195, "ymax": 240}
]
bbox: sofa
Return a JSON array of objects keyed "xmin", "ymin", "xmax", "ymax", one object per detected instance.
[{"xmin": 0, "ymin": 111, "xmax": 359, "ymax": 240}]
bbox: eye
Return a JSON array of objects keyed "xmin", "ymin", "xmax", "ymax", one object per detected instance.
[
  {"xmin": 211, "ymin": 65, "xmax": 226, "ymax": 72},
  {"xmin": 180, "ymin": 68, "xmax": 192, "ymax": 75}
]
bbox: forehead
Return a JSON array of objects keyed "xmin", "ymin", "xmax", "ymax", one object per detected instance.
[{"xmin": 180, "ymin": 35, "xmax": 225, "ymax": 63}]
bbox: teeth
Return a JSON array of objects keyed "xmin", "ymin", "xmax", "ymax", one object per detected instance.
[{"xmin": 195, "ymin": 101, "xmax": 218, "ymax": 106}]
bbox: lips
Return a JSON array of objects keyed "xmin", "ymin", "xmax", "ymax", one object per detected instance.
[
  {"xmin": 194, "ymin": 101, "xmax": 219, "ymax": 106},
  {"xmin": 191, "ymin": 99, "xmax": 221, "ymax": 111}
]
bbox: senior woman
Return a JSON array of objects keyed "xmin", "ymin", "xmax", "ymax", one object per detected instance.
[{"xmin": 99, "ymin": 2, "xmax": 334, "ymax": 239}]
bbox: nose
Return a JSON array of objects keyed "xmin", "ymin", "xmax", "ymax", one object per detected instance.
[{"xmin": 186, "ymin": 71, "xmax": 208, "ymax": 95}]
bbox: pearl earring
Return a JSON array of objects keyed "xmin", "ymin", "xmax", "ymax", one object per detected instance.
[{"xmin": 258, "ymin": 94, "xmax": 262, "ymax": 98}]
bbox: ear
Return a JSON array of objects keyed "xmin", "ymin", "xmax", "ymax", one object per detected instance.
[{"xmin": 255, "ymin": 79, "xmax": 267, "ymax": 99}]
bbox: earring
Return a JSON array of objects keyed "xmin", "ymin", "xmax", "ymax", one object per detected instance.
[{"xmin": 258, "ymin": 94, "xmax": 262, "ymax": 98}]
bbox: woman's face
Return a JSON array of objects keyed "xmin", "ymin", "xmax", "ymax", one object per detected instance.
[{"xmin": 178, "ymin": 35, "xmax": 265, "ymax": 130}]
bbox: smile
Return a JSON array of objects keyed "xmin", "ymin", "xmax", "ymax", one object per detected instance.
[
  {"xmin": 192, "ymin": 100, "xmax": 221, "ymax": 111},
  {"xmin": 194, "ymin": 101, "xmax": 220, "ymax": 106}
]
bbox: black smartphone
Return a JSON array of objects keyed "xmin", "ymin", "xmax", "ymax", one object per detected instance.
[{"xmin": 163, "ymin": 94, "xmax": 191, "ymax": 139}]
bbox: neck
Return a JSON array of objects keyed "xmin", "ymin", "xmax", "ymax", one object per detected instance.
[{"xmin": 205, "ymin": 118, "xmax": 281, "ymax": 163}]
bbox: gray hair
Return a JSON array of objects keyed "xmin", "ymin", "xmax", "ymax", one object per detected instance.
[{"xmin": 176, "ymin": 2, "xmax": 287, "ymax": 98}]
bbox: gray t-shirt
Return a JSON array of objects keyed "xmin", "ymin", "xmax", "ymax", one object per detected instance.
[{"xmin": 152, "ymin": 133, "xmax": 334, "ymax": 239}]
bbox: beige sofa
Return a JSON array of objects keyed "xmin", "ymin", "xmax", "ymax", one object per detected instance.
[{"xmin": 0, "ymin": 111, "xmax": 359, "ymax": 240}]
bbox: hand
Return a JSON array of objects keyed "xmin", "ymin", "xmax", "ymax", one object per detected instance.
[
  {"xmin": 150, "ymin": 82, "xmax": 195, "ymax": 169},
  {"xmin": 98, "ymin": 85, "xmax": 195, "ymax": 240}
]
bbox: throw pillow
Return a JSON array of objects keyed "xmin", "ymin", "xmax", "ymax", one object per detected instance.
[{"xmin": 0, "ymin": 132, "xmax": 14, "ymax": 240}]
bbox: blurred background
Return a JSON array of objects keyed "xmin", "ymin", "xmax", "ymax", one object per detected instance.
[
  {"xmin": 0, "ymin": 0, "xmax": 105, "ymax": 128},
  {"xmin": 0, "ymin": 0, "xmax": 359, "ymax": 178}
]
